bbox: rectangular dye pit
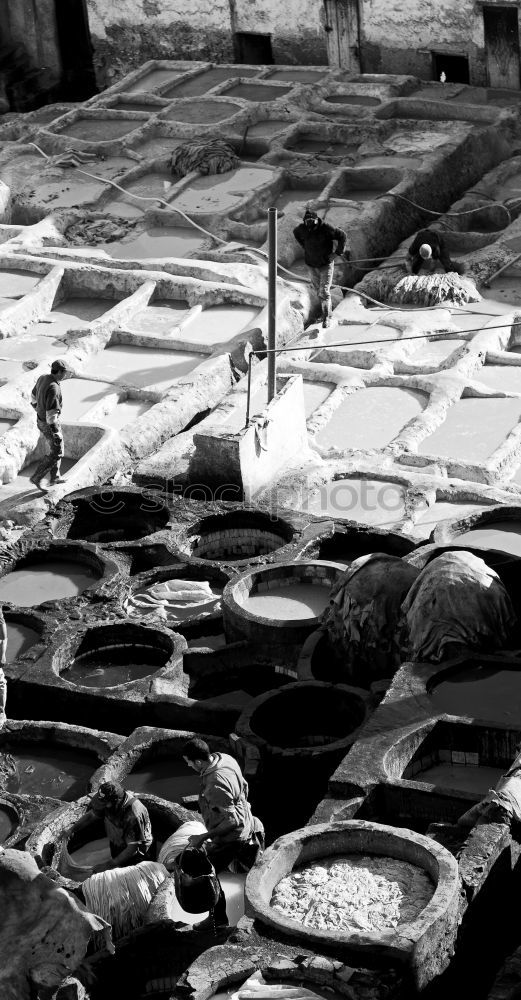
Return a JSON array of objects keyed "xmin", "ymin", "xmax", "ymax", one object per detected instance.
[
  {"xmin": 414, "ymin": 502, "xmax": 488, "ymax": 531},
  {"xmin": 406, "ymin": 761, "xmax": 503, "ymax": 794},
  {"xmin": 101, "ymin": 226, "xmax": 205, "ymax": 260},
  {"xmin": 224, "ymin": 83, "xmax": 292, "ymax": 102},
  {"xmin": 57, "ymin": 117, "xmax": 143, "ymax": 141},
  {"xmin": 163, "ymin": 100, "xmax": 242, "ymax": 124},
  {"xmin": 275, "ymin": 188, "xmax": 323, "ymax": 214},
  {"xmin": 478, "ymin": 366, "xmax": 521, "ymax": 393},
  {"xmin": 125, "ymin": 70, "xmax": 182, "ymax": 93},
  {"xmin": 170, "ymin": 167, "xmax": 271, "ymax": 215},
  {"xmin": 53, "ymin": 299, "xmax": 115, "ymax": 324},
  {"xmin": 314, "ymin": 387, "xmax": 425, "ymax": 451},
  {"xmin": 163, "ymin": 67, "xmax": 259, "ymax": 98},
  {"xmin": 181, "ymin": 304, "xmax": 262, "ymax": 345},
  {"xmin": 61, "ymin": 379, "xmax": 115, "ymax": 420},
  {"xmin": 421, "ymin": 397, "xmax": 521, "ymax": 462},
  {"xmin": 0, "ymin": 336, "xmax": 64, "ymax": 363},
  {"xmin": 124, "ymin": 300, "xmax": 190, "ymax": 334},
  {"xmin": 0, "ymin": 269, "xmax": 41, "ymax": 298},
  {"xmin": 269, "ymin": 69, "xmax": 327, "ymax": 83},
  {"xmin": 304, "ymin": 478, "xmax": 406, "ymax": 526},
  {"xmin": 99, "ymin": 399, "xmax": 151, "ymax": 430},
  {"xmin": 81, "ymin": 345, "xmax": 201, "ymax": 390},
  {"xmin": 418, "ymin": 338, "xmax": 466, "ymax": 366}
]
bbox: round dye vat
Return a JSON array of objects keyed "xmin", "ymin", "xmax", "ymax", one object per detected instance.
[
  {"xmin": 5, "ymin": 621, "xmax": 40, "ymax": 661},
  {"xmin": 238, "ymin": 681, "xmax": 367, "ymax": 752},
  {"xmin": 63, "ymin": 650, "xmax": 160, "ymax": 688},
  {"xmin": 449, "ymin": 520, "xmax": 521, "ymax": 557},
  {"xmin": 430, "ymin": 663, "xmax": 521, "ymax": 724},
  {"xmin": 0, "ymin": 804, "xmax": 15, "ymax": 844},
  {"xmin": 67, "ymin": 491, "xmax": 169, "ymax": 543},
  {"xmin": 325, "ymin": 94, "xmax": 381, "ymax": 107},
  {"xmin": 164, "ymin": 100, "xmax": 242, "ymax": 123},
  {"xmin": 178, "ymin": 510, "xmax": 294, "ymax": 563},
  {"xmin": 244, "ymin": 583, "xmax": 329, "ymax": 620},
  {"xmin": 0, "ymin": 743, "xmax": 97, "ymax": 800},
  {"xmin": 0, "ymin": 560, "xmax": 100, "ymax": 606},
  {"xmin": 124, "ymin": 756, "xmax": 200, "ymax": 803}
]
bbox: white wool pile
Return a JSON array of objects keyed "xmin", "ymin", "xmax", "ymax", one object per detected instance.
[
  {"xmin": 272, "ymin": 855, "xmax": 434, "ymax": 933},
  {"xmin": 391, "ymin": 273, "xmax": 482, "ymax": 306},
  {"xmin": 82, "ymin": 861, "xmax": 169, "ymax": 938},
  {"xmin": 158, "ymin": 820, "xmax": 207, "ymax": 870}
]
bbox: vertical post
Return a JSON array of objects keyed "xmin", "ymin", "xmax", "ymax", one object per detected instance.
[
  {"xmin": 267, "ymin": 207, "xmax": 277, "ymax": 403},
  {"xmin": 245, "ymin": 350, "xmax": 253, "ymax": 427}
]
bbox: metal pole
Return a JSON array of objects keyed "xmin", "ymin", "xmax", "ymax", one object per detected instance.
[
  {"xmin": 245, "ymin": 350, "xmax": 253, "ymax": 427},
  {"xmin": 267, "ymin": 207, "xmax": 277, "ymax": 403}
]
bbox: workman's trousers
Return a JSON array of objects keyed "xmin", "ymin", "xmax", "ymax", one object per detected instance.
[
  {"xmin": 0, "ymin": 667, "xmax": 6, "ymax": 720},
  {"xmin": 33, "ymin": 419, "xmax": 64, "ymax": 484},
  {"xmin": 308, "ymin": 261, "xmax": 335, "ymax": 317},
  {"xmin": 206, "ymin": 830, "xmax": 265, "ymax": 926}
]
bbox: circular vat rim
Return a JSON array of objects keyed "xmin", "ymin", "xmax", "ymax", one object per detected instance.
[
  {"xmin": 172, "ymin": 508, "xmax": 299, "ymax": 568},
  {"xmin": 0, "ymin": 538, "xmax": 122, "ymax": 608},
  {"xmin": 222, "ymin": 560, "xmax": 343, "ymax": 631},
  {"xmin": 235, "ymin": 679, "xmax": 370, "ymax": 756},
  {"xmin": 0, "ymin": 794, "xmax": 21, "ymax": 847},
  {"xmin": 52, "ymin": 486, "xmax": 171, "ymax": 545},
  {"xmin": 433, "ymin": 504, "xmax": 521, "ymax": 549}
]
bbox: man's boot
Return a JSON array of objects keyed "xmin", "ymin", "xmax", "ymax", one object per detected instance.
[{"xmin": 322, "ymin": 303, "xmax": 331, "ymax": 329}]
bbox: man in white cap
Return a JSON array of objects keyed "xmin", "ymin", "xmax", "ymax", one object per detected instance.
[
  {"xmin": 29, "ymin": 359, "xmax": 68, "ymax": 492},
  {"xmin": 407, "ymin": 228, "xmax": 463, "ymax": 276}
]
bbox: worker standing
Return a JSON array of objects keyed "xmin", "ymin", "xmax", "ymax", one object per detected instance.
[
  {"xmin": 29, "ymin": 359, "xmax": 69, "ymax": 492},
  {"xmin": 407, "ymin": 228, "xmax": 464, "ymax": 276},
  {"xmin": 0, "ymin": 605, "xmax": 6, "ymax": 726},
  {"xmin": 182, "ymin": 737, "xmax": 264, "ymax": 931},
  {"xmin": 293, "ymin": 209, "xmax": 348, "ymax": 328}
]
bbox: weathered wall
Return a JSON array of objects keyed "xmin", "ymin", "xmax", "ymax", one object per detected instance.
[
  {"xmin": 359, "ymin": 0, "xmax": 488, "ymax": 85},
  {"xmin": 85, "ymin": 0, "xmax": 327, "ymax": 88}
]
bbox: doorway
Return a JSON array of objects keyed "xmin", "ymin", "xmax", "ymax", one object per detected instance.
[
  {"xmin": 432, "ymin": 52, "xmax": 470, "ymax": 83},
  {"xmin": 483, "ymin": 6, "xmax": 520, "ymax": 90},
  {"xmin": 234, "ymin": 32, "xmax": 274, "ymax": 64},
  {"xmin": 54, "ymin": 0, "xmax": 97, "ymax": 100},
  {"xmin": 323, "ymin": 0, "xmax": 361, "ymax": 71}
]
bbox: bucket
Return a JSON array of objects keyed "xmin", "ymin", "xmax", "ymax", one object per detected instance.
[{"xmin": 173, "ymin": 847, "xmax": 220, "ymax": 914}]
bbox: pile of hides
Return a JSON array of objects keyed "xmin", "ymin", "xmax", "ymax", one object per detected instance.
[
  {"xmin": 158, "ymin": 820, "xmax": 207, "ymax": 871},
  {"xmin": 82, "ymin": 861, "xmax": 169, "ymax": 939},
  {"xmin": 168, "ymin": 139, "xmax": 239, "ymax": 177},
  {"xmin": 229, "ymin": 971, "xmax": 333, "ymax": 1000},
  {"xmin": 322, "ymin": 554, "xmax": 419, "ymax": 681},
  {"xmin": 391, "ymin": 272, "xmax": 482, "ymax": 305},
  {"xmin": 124, "ymin": 579, "xmax": 221, "ymax": 625},
  {"xmin": 66, "ymin": 217, "xmax": 135, "ymax": 247},
  {"xmin": 401, "ymin": 550, "xmax": 517, "ymax": 662}
]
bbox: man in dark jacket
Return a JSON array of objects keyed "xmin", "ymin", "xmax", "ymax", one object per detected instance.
[
  {"xmin": 182, "ymin": 737, "xmax": 264, "ymax": 931},
  {"xmin": 293, "ymin": 210, "xmax": 348, "ymax": 328},
  {"xmin": 0, "ymin": 605, "xmax": 6, "ymax": 726},
  {"xmin": 30, "ymin": 359, "xmax": 68, "ymax": 491},
  {"xmin": 407, "ymin": 228, "xmax": 464, "ymax": 275}
]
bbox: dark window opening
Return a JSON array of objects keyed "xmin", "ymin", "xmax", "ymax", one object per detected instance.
[
  {"xmin": 54, "ymin": 0, "xmax": 97, "ymax": 100},
  {"xmin": 432, "ymin": 52, "xmax": 470, "ymax": 84},
  {"xmin": 234, "ymin": 32, "xmax": 274, "ymax": 64}
]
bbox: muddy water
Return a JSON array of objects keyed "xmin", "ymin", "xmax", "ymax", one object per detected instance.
[
  {"xmin": 165, "ymin": 101, "xmax": 242, "ymax": 123},
  {"xmin": 414, "ymin": 762, "xmax": 504, "ymax": 793},
  {"xmin": 60, "ymin": 117, "xmax": 142, "ymax": 141},
  {"xmin": 270, "ymin": 69, "xmax": 327, "ymax": 83},
  {"xmin": 164, "ymin": 67, "xmax": 258, "ymax": 98},
  {"xmin": 244, "ymin": 582, "xmax": 330, "ymax": 620},
  {"xmin": 182, "ymin": 304, "xmax": 261, "ymax": 345},
  {"xmin": 421, "ymin": 397, "xmax": 521, "ymax": 462},
  {"xmin": 2, "ymin": 743, "xmax": 97, "ymax": 800},
  {"xmin": 229, "ymin": 83, "xmax": 293, "ymax": 102},
  {"xmin": 82, "ymin": 345, "xmax": 201, "ymax": 390},
  {"xmin": 431, "ymin": 664, "xmax": 521, "ymax": 724},
  {"xmin": 124, "ymin": 757, "xmax": 199, "ymax": 802},
  {"xmin": 325, "ymin": 94, "xmax": 381, "ymax": 107},
  {"xmin": 477, "ymin": 365, "xmax": 521, "ymax": 392},
  {"xmin": 482, "ymin": 278, "xmax": 521, "ymax": 305},
  {"xmin": 126, "ymin": 70, "xmax": 182, "ymax": 93},
  {"xmin": 38, "ymin": 178, "xmax": 106, "ymax": 210},
  {"xmin": 101, "ymin": 399, "xmax": 151, "ymax": 430},
  {"xmin": 70, "ymin": 837, "xmax": 111, "ymax": 868},
  {"xmin": 247, "ymin": 120, "xmax": 291, "ymax": 138},
  {"xmin": 0, "ymin": 561, "xmax": 99, "ymax": 606},
  {"xmin": 0, "ymin": 807, "xmax": 14, "ymax": 844},
  {"xmin": 304, "ymin": 478, "xmax": 406, "ymax": 526},
  {"xmin": 102, "ymin": 226, "xmax": 205, "ymax": 260},
  {"xmin": 171, "ymin": 167, "xmax": 271, "ymax": 214},
  {"xmin": 127, "ymin": 300, "xmax": 190, "ymax": 333},
  {"xmin": 0, "ymin": 269, "xmax": 41, "ymax": 297},
  {"xmin": 5, "ymin": 621, "xmax": 40, "ymax": 661},
  {"xmin": 315, "ymin": 387, "xmax": 425, "ymax": 451},
  {"xmin": 291, "ymin": 138, "xmax": 357, "ymax": 156},
  {"xmin": 101, "ymin": 198, "xmax": 146, "ymax": 219},
  {"xmin": 121, "ymin": 173, "xmax": 172, "ymax": 204},
  {"xmin": 54, "ymin": 298, "xmax": 113, "ymax": 322},
  {"xmin": 60, "ymin": 379, "xmax": 114, "ymax": 420},
  {"xmin": 275, "ymin": 188, "xmax": 322, "ymax": 213},
  {"xmin": 64, "ymin": 655, "xmax": 156, "ymax": 688}
]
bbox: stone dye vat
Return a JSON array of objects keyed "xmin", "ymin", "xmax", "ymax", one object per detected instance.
[
  {"xmin": 325, "ymin": 94, "xmax": 381, "ymax": 107},
  {"xmin": 174, "ymin": 510, "xmax": 296, "ymax": 565},
  {"xmin": 3, "ymin": 611, "xmax": 44, "ymax": 663},
  {"xmin": 163, "ymin": 99, "xmax": 242, "ymax": 123},
  {"xmin": 303, "ymin": 478, "xmax": 407, "ymax": 527},
  {"xmin": 0, "ymin": 797, "xmax": 18, "ymax": 845},
  {"xmin": 60, "ymin": 489, "xmax": 170, "ymax": 543},
  {"xmin": 428, "ymin": 658, "xmax": 521, "ymax": 725},
  {"xmin": 81, "ymin": 344, "xmax": 202, "ymax": 390},
  {"xmin": 0, "ymin": 545, "xmax": 104, "ymax": 607},
  {"xmin": 421, "ymin": 397, "xmax": 521, "ymax": 464},
  {"xmin": 101, "ymin": 226, "xmax": 205, "ymax": 260},
  {"xmin": 434, "ymin": 506, "xmax": 521, "ymax": 558},
  {"xmin": 301, "ymin": 525, "xmax": 416, "ymax": 564},
  {"xmin": 223, "ymin": 561, "xmax": 343, "ymax": 646},
  {"xmin": 60, "ymin": 623, "xmax": 179, "ymax": 689},
  {"xmin": 123, "ymin": 755, "xmax": 199, "ymax": 804},
  {"xmin": 170, "ymin": 166, "xmax": 272, "ymax": 215},
  {"xmin": 235, "ymin": 680, "xmax": 368, "ymax": 759},
  {"xmin": 163, "ymin": 67, "xmax": 259, "ymax": 97},
  {"xmin": 246, "ymin": 820, "xmax": 460, "ymax": 990},
  {"xmin": 224, "ymin": 83, "xmax": 292, "ymax": 102}
]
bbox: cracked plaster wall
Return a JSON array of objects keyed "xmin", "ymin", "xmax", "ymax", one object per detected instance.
[{"xmin": 359, "ymin": 0, "xmax": 488, "ymax": 84}]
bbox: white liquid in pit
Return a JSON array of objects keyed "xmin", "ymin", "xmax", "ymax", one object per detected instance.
[
  {"xmin": 315, "ymin": 387, "xmax": 425, "ymax": 451},
  {"xmin": 100, "ymin": 399, "xmax": 151, "ymax": 430},
  {"xmin": 0, "ymin": 336, "xmax": 64, "ymax": 362},
  {"xmin": 81, "ymin": 345, "xmax": 201, "ymax": 390},
  {"xmin": 415, "ymin": 502, "xmax": 487, "ymax": 529},
  {"xmin": 61, "ymin": 379, "xmax": 115, "ymax": 420},
  {"xmin": 0, "ymin": 270, "xmax": 41, "ymax": 298},
  {"xmin": 453, "ymin": 521, "xmax": 521, "ymax": 556},
  {"xmin": 319, "ymin": 321, "xmax": 399, "ymax": 346},
  {"xmin": 477, "ymin": 366, "xmax": 521, "ymax": 393},
  {"xmin": 101, "ymin": 226, "xmax": 205, "ymax": 260},
  {"xmin": 54, "ymin": 299, "xmax": 113, "ymax": 323},
  {"xmin": 304, "ymin": 478, "xmax": 406, "ymax": 526},
  {"xmin": 127, "ymin": 300, "xmax": 190, "ymax": 333},
  {"xmin": 171, "ymin": 168, "xmax": 271, "ymax": 214},
  {"xmin": 0, "ymin": 418, "xmax": 14, "ymax": 434},
  {"xmin": 0, "ymin": 561, "xmax": 99, "ymax": 605},
  {"xmin": 421, "ymin": 397, "xmax": 521, "ymax": 462},
  {"xmin": 243, "ymin": 582, "xmax": 329, "ymax": 620},
  {"xmin": 182, "ymin": 304, "xmax": 261, "ymax": 345}
]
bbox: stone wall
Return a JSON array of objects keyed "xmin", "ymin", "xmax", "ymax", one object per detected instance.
[{"xmin": 359, "ymin": 0, "xmax": 488, "ymax": 84}]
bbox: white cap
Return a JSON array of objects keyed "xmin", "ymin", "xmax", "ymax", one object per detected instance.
[{"xmin": 419, "ymin": 243, "xmax": 433, "ymax": 260}]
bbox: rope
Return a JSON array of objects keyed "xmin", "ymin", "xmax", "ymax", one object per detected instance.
[{"xmin": 382, "ymin": 190, "xmax": 512, "ymax": 227}]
